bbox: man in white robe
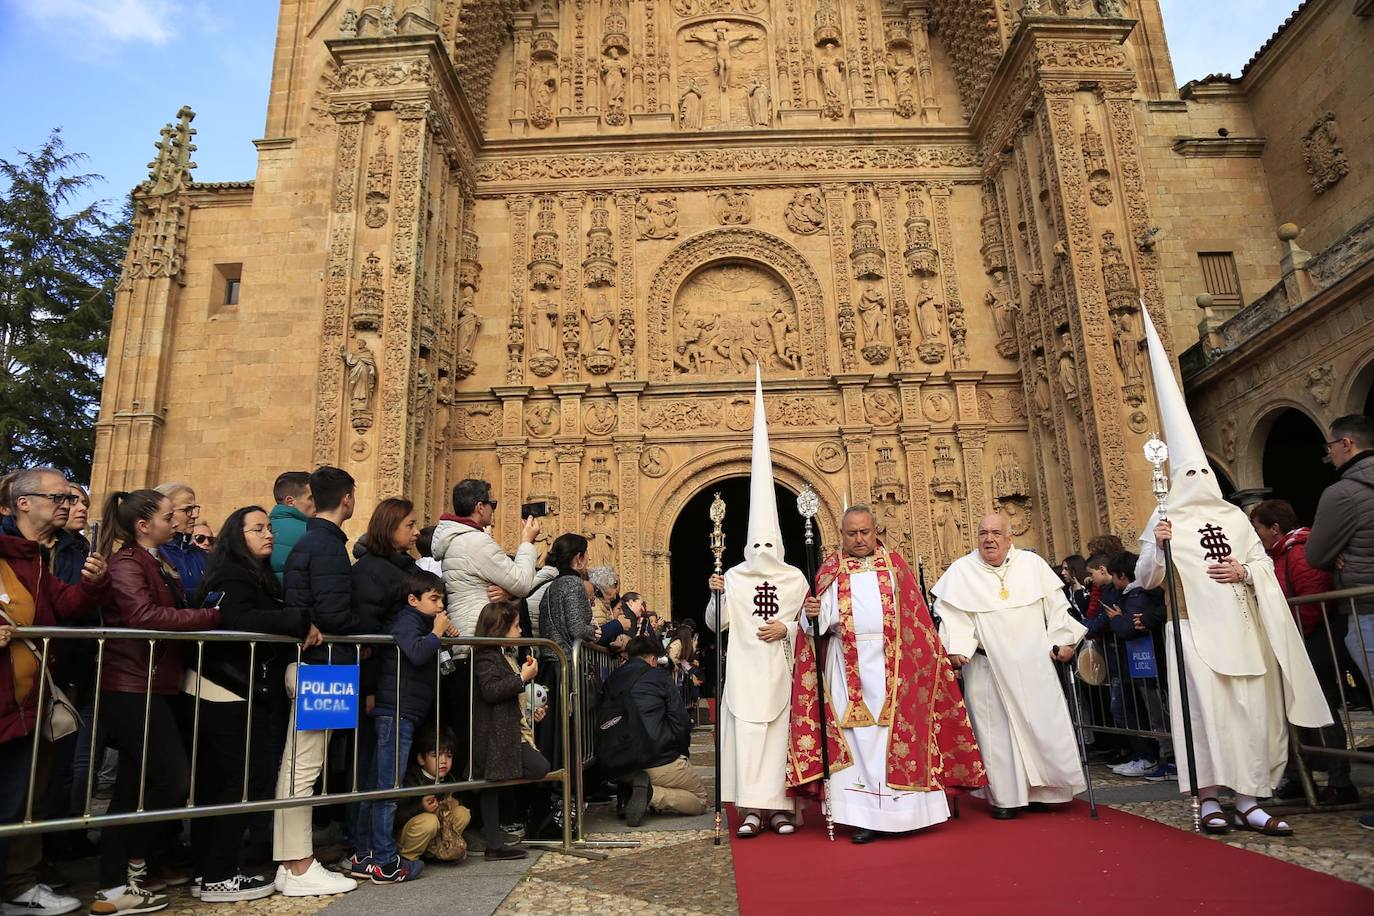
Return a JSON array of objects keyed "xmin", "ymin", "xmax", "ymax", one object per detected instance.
[
  {"xmin": 705, "ymin": 366, "xmax": 807, "ymax": 837},
  {"xmin": 935, "ymin": 513, "xmax": 1087, "ymax": 818},
  {"xmin": 1134, "ymin": 302, "xmax": 1329, "ymax": 836},
  {"xmin": 786, "ymin": 506, "xmax": 985, "ymax": 843}
]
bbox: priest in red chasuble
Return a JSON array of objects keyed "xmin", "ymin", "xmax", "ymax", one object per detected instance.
[{"xmin": 787, "ymin": 506, "xmax": 986, "ymax": 844}]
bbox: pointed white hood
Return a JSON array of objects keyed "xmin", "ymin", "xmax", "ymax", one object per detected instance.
[
  {"xmin": 1141, "ymin": 300, "xmax": 1219, "ymax": 502},
  {"xmin": 744, "ymin": 364, "xmax": 786, "ymax": 568}
]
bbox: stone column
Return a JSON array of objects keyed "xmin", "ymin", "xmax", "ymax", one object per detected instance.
[
  {"xmin": 904, "ymin": 2, "xmax": 939, "ymax": 124},
  {"xmin": 506, "ymin": 195, "xmax": 532, "ymax": 383},
  {"xmin": 898, "ymin": 423, "xmax": 935, "ymax": 569},
  {"xmin": 559, "ymin": 192, "xmax": 585, "ymax": 380},
  {"xmin": 928, "ymin": 181, "xmax": 968, "ymax": 369},
  {"xmin": 821, "ymin": 184, "xmax": 858, "ymax": 370},
  {"xmin": 511, "ymin": 12, "xmax": 534, "ymax": 127},
  {"xmin": 613, "ymin": 440, "xmax": 644, "ymax": 590},
  {"xmin": 496, "ymin": 445, "xmax": 528, "ymax": 553},
  {"xmin": 555, "ymin": 443, "xmax": 585, "ymax": 541}
]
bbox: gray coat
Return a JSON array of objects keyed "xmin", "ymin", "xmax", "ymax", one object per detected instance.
[
  {"xmin": 1306, "ymin": 451, "xmax": 1374, "ymax": 614},
  {"xmin": 537, "ymin": 574, "xmax": 597, "ymax": 660},
  {"xmin": 471, "ymin": 647, "xmax": 527, "ymax": 781}
]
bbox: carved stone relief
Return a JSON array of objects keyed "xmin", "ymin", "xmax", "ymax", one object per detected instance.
[
  {"xmin": 923, "ymin": 391, "xmax": 955, "ymax": 423},
  {"xmin": 985, "ymin": 268, "xmax": 1019, "ymax": 359},
  {"xmin": 784, "ymin": 190, "xmax": 826, "ymax": 235},
  {"xmin": 643, "ymin": 398, "xmax": 724, "ymax": 430},
  {"xmin": 712, "ymin": 190, "xmax": 753, "ymax": 225},
  {"xmin": 639, "ymin": 445, "xmax": 671, "ymax": 477},
  {"xmin": 341, "ymin": 340, "xmax": 377, "ymax": 433},
  {"xmin": 526, "ymin": 402, "xmax": 559, "ymax": 437},
  {"xmin": 814, "ymin": 440, "xmax": 846, "ymax": 473},
  {"xmin": 636, "ymin": 195, "xmax": 680, "ymax": 239},
  {"xmin": 672, "ymin": 263, "xmax": 801, "ymax": 375},
  {"xmin": 1306, "ymin": 363, "xmax": 1334, "ymax": 407},
  {"xmin": 460, "ymin": 405, "xmax": 498, "ymax": 441},
  {"xmin": 1303, "ymin": 112, "xmax": 1348, "ymax": 195},
  {"xmin": 582, "ymin": 291, "xmax": 618, "ymax": 374},
  {"xmin": 584, "ymin": 399, "xmax": 619, "ymax": 435},
  {"xmin": 678, "ymin": 19, "xmax": 768, "ymax": 127},
  {"xmin": 351, "ymin": 252, "xmax": 384, "ymax": 331},
  {"xmin": 865, "ymin": 390, "xmax": 902, "ymax": 426},
  {"xmin": 528, "ymin": 298, "xmax": 561, "ymax": 377}
]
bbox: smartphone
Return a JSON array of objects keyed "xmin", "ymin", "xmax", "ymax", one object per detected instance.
[
  {"xmin": 87, "ymin": 521, "xmax": 100, "ymax": 555},
  {"xmin": 520, "ymin": 501, "xmax": 549, "ymax": 518},
  {"xmin": 202, "ymin": 590, "xmax": 225, "ymax": 609}
]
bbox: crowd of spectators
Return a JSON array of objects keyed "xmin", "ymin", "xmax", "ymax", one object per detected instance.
[{"xmin": 0, "ymin": 467, "xmax": 705, "ymax": 915}]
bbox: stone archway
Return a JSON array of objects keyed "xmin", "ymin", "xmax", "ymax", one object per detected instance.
[
  {"xmin": 645, "ymin": 227, "xmax": 831, "ymax": 381},
  {"xmin": 639, "ymin": 444, "xmax": 844, "ymax": 612},
  {"xmin": 1259, "ymin": 406, "xmax": 1337, "ymax": 525}
]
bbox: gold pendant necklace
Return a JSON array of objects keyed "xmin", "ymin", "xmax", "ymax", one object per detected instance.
[{"xmin": 983, "ymin": 555, "xmax": 1012, "ymax": 600}]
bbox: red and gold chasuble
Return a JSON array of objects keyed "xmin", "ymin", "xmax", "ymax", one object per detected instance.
[{"xmin": 787, "ymin": 547, "xmax": 986, "ymax": 794}]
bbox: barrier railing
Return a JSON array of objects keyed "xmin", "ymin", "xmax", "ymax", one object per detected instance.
[
  {"xmin": 558, "ymin": 639, "xmax": 635, "ymax": 852},
  {"xmin": 0, "ymin": 628, "xmax": 577, "ymax": 854},
  {"xmin": 1059, "ymin": 583, "xmax": 1374, "ymax": 815}
]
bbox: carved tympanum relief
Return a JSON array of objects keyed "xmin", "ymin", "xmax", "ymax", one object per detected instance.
[
  {"xmin": 672, "ymin": 263, "xmax": 801, "ymax": 375},
  {"xmin": 678, "ymin": 19, "xmax": 768, "ymax": 128}
]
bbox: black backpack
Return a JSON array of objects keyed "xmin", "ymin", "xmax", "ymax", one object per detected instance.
[{"xmin": 594, "ymin": 664, "xmax": 655, "ymax": 776}]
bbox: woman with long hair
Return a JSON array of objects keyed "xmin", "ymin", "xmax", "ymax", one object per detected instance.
[
  {"xmin": 184, "ymin": 507, "xmax": 316, "ymax": 903},
  {"xmin": 94, "ymin": 489, "xmax": 222, "ymax": 913},
  {"xmin": 344, "ymin": 497, "xmax": 419, "ymax": 876},
  {"xmin": 666, "ymin": 623, "xmax": 695, "ymax": 689},
  {"xmin": 472, "ymin": 601, "xmax": 549, "ymax": 860}
]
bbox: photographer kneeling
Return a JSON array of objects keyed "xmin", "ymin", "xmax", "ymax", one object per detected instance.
[{"xmin": 599, "ymin": 636, "xmax": 706, "ymax": 827}]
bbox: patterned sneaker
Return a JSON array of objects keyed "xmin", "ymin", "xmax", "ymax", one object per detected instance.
[
  {"xmin": 368, "ymin": 858, "xmax": 423, "ymax": 884},
  {"xmin": 198, "ymin": 874, "xmax": 275, "ymax": 904},
  {"xmin": 345, "ymin": 855, "xmax": 374, "ymax": 880},
  {"xmin": 87, "ymin": 885, "xmax": 168, "ymax": 915},
  {"xmin": 5, "ymin": 883, "xmax": 81, "ymax": 915},
  {"xmin": 1144, "ymin": 763, "xmax": 1177, "ymax": 782}
]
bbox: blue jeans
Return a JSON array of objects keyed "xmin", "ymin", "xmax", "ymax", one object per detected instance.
[{"xmin": 365, "ymin": 715, "xmax": 416, "ymax": 864}]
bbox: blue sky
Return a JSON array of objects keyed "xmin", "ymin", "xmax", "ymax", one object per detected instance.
[{"xmin": 1, "ymin": 0, "xmax": 1302, "ymax": 216}]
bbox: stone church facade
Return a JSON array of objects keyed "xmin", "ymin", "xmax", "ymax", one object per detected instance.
[{"xmin": 92, "ymin": 0, "xmax": 1374, "ymax": 610}]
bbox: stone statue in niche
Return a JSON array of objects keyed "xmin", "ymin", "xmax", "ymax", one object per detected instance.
[
  {"xmin": 455, "ymin": 289, "xmax": 480, "ymax": 377},
  {"xmin": 935, "ymin": 499, "xmax": 963, "ymax": 566},
  {"xmin": 340, "ymin": 340, "xmax": 378, "ymax": 433},
  {"xmin": 783, "ymin": 190, "xmax": 825, "ymax": 235},
  {"xmin": 530, "ymin": 68, "xmax": 556, "ymax": 129},
  {"xmin": 888, "ymin": 53, "xmax": 917, "ymax": 119},
  {"xmin": 746, "ymin": 76, "xmax": 771, "ymax": 126},
  {"xmin": 713, "ymin": 190, "xmax": 753, "ymax": 225},
  {"xmin": 583, "ymin": 293, "xmax": 617, "ymax": 375},
  {"xmin": 601, "ymin": 48, "xmax": 628, "ymax": 114},
  {"xmin": 636, "ymin": 196, "xmax": 680, "ymax": 239},
  {"xmin": 877, "ymin": 503, "xmax": 910, "ymax": 553},
  {"xmin": 1033, "ymin": 355, "xmax": 1053, "ymax": 421},
  {"xmin": 858, "ymin": 286, "xmax": 888, "ymax": 345},
  {"xmin": 991, "ymin": 444, "xmax": 1029, "ymax": 499},
  {"xmin": 985, "ymin": 269, "xmax": 1019, "ymax": 358},
  {"xmin": 915, "ymin": 281, "xmax": 943, "ymax": 341},
  {"xmin": 673, "ymin": 263, "xmax": 801, "ymax": 375},
  {"xmin": 1113, "ymin": 312, "xmax": 1143, "ymax": 384},
  {"xmin": 585, "ymin": 510, "xmax": 617, "ymax": 568},
  {"xmin": 679, "ymin": 80, "xmax": 704, "ymax": 129},
  {"xmin": 685, "ymin": 21, "xmax": 760, "ymax": 93},
  {"xmin": 1057, "ymin": 331, "xmax": 1079, "ymax": 399},
  {"xmin": 818, "ymin": 54, "xmax": 846, "ymax": 120},
  {"xmin": 528, "ymin": 300, "xmax": 560, "ymax": 377}
]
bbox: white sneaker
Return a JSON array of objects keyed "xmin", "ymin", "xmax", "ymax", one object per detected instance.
[
  {"xmin": 1115, "ymin": 759, "xmax": 1156, "ymax": 777},
  {"xmin": 277, "ymin": 861, "xmax": 357, "ymax": 898},
  {"xmin": 4, "ymin": 884, "xmax": 81, "ymax": 916},
  {"xmin": 1109, "ymin": 757, "xmax": 1144, "ymax": 774},
  {"xmin": 273, "ymin": 866, "xmax": 287, "ymax": 894}
]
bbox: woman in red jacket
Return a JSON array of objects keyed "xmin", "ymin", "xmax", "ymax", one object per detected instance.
[
  {"xmin": 92, "ymin": 490, "xmax": 221, "ymax": 915},
  {"xmin": 1250, "ymin": 499, "xmax": 1356, "ymax": 805}
]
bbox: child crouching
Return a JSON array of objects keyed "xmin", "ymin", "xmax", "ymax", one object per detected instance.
[{"xmin": 396, "ymin": 723, "xmax": 472, "ymax": 863}]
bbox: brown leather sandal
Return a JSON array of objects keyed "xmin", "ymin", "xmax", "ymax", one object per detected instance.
[
  {"xmin": 736, "ymin": 812, "xmax": 763, "ymax": 838},
  {"xmin": 1199, "ymin": 799, "xmax": 1231, "ymax": 834},
  {"xmin": 1233, "ymin": 805, "xmax": 1293, "ymax": 837},
  {"xmin": 769, "ymin": 812, "xmax": 796, "ymax": 835}
]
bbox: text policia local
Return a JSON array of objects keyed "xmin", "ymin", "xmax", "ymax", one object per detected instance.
[{"xmin": 299, "ymin": 679, "xmax": 356, "ymax": 713}]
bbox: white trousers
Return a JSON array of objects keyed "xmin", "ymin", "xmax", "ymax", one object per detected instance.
[{"xmin": 273, "ymin": 663, "xmax": 330, "ymax": 861}]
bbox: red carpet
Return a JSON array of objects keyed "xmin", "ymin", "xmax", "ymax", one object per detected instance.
[{"xmin": 728, "ymin": 798, "xmax": 1373, "ymax": 915}]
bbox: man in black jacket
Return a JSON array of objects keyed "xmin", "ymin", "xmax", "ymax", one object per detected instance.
[
  {"xmin": 605, "ymin": 637, "xmax": 706, "ymax": 827},
  {"xmin": 272, "ymin": 466, "xmax": 360, "ymax": 897}
]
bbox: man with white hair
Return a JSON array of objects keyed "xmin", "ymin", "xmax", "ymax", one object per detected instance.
[
  {"xmin": 155, "ymin": 481, "xmax": 208, "ymax": 595},
  {"xmin": 935, "ymin": 513, "xmax": 1087, "ymax": 819}
]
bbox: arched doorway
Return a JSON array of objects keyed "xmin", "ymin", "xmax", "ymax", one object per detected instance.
[
  {"xmin": 666, "ymin": 477, "xmax": 809, "ymax": 694},
  {"xmin": 1261, "ymin": 408, "xmax": 1337, "ymax": 525}
]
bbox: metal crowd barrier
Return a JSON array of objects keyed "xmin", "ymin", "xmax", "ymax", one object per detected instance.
[
  {"xmin": 0, "ymin": 629, "xmax": 577, "ymax": 854},
  {"xmin": 1059, "ymin": 583, "xmax": 1374, "ymax": 814},
  {"xmin": 563, "ymin": 639, "xmax": 635, "ymax": 852}
]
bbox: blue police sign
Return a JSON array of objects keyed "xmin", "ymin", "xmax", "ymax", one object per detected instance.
[
  {"xmin": 1125, "ymin": 636, "xmax": 1158, "ymax": 679},
  {"xmin": 295, "ymin": 665, "xmax": 360, "ymax": 731}
]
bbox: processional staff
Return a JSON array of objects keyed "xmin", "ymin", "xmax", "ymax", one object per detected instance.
[
  {"xmin": 1145, "ymin": 435, "xmax": 1202, "ymax": 833},
  {"xmin": 708, "ymin": 492, "xmax": 726, "ymax": 846},
  {"xmin": 796, "ymin": 484, "xmax": 835, "ymax": 841}
]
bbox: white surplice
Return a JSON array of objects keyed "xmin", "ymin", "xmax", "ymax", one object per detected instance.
[
  {"xmin": 934, "ymin": 549, "xmax": 1087, "ymax": 809},
  {"xmin": 806, "ymin": 571, "xmax": 950, "ymax": 832}
]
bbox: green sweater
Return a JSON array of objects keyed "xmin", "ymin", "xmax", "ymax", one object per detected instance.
[{"xmin": 269, "ymin": 504, "xmax": 310, "ymax": 584}]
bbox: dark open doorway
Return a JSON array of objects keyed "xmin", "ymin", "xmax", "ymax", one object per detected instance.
[
  {"xmin": 1262, "ymin": 408, "xmax": 1337, "ymax": 525},
  {"xmin": 666, "ymin": 477, "xmax": 810, "ymax": 694}
]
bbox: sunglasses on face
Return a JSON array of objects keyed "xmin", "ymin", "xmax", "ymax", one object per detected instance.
[{"xmin": 192, "ymin": 534, "xmax": 216, "ymax": 546}]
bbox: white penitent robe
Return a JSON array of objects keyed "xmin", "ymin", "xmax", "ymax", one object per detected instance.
[
  {"xmin": 707, "ymin": 588, "xmax": 802, "ymax": 812},
  {"xmin": 808, "ymin": 571, "xmax": 950, "ymax": 832},
  {"xmin": 1136, "ymin": 536, "xmax": 1327, "ymax": 797},
  {"xmin": 934, "ymin": 548, "xmax": 1087, "ymax": 809}
]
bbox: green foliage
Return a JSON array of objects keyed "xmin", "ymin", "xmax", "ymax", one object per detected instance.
[{"xmin": 0, "ymin": 130, "xmax": 130, "ymax": 481}]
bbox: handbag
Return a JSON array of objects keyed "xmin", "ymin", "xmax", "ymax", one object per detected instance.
[
  {"xmin": 1076, "ymin": 640, "xmax": 1108, "ymax": 686},
  {"xmin": 0, "ymin": 607, "xmax": 83, "ymax": 741}
]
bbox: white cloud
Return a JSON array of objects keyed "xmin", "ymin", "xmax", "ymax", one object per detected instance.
[{"xmin": 11, "ymin": 0, "xmax": 183, "ymax": 45}]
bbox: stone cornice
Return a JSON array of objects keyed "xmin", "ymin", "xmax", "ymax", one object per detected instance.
[{"xmin": 1171, "ymin": 137, "xmax": 1266, "ymax": 158}]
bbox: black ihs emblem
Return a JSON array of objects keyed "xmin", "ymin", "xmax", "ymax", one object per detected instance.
[
  {"xmin": 1197, "ymin": 524, "xmax": 1233, "ymax": 563},
  {"xmin": 752, "ymin": 582, "xmax": 779, "ymax": 621}
]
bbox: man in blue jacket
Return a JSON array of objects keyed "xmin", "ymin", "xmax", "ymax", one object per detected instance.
[
  {"xmin": 155, "ymin": 481, "xmax": 209, "ymax": 595},
  {"xmin": 273, "ymin": 466, "xmax": 359, "ymax": 898},
  {"xmin": 604, "ymin": 636, "xmax": 705, "ymax": 827},
  {"xmin": 269, "ymin": 471, "xmax": 315, "ymax": 584}
]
